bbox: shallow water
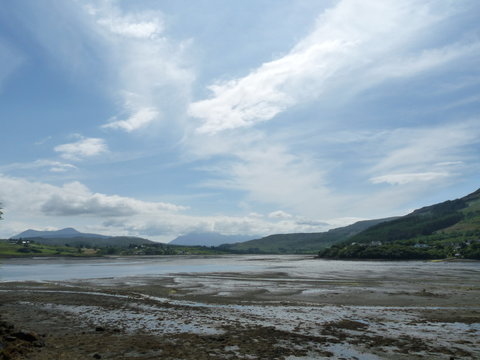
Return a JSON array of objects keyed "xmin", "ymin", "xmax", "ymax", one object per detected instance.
[
  {"xmin": 0, "ymin": 255, "xmax": 256, "ymax": 281},
  {"xmin": 1, "ymin": 255, "xmax": 479, "ymax": 359},
  {"xmin": 1, "ymin": 254, "xmax": 479, "ymax": 282}
]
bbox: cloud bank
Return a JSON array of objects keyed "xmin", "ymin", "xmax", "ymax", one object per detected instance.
[{"xmin": 0, "ymin": 175, "xmax": 333, "ymax": 240}]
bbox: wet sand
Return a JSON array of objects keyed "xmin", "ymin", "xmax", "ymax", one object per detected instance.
[{"xmin": 0, "ymin": 256, "xmax": 479, "ymax": 359}]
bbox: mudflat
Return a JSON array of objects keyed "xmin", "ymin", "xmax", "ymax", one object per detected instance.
[{"xmin": 0, "ymin": 256, "xmax": 479, "ymax": 359}]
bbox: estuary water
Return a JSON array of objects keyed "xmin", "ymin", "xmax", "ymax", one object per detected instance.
[
  {"xmin": 2, "ymin": 255, "xmax": 479, "ymax": 359},
  {"xmin": 1, "ymin": 254, "xmax": 479, "ymax": 282}
]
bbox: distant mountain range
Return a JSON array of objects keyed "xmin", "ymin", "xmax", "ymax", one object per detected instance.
[
  {"xmin": 219, "ymin": 217, "xmax": 397, "ymax": 254},
  {"xmin": 12, "ymin": 227, "xmax": 110, "ymax": 239},
  {"xmin": 11, "ymin": 228, "xmax": 154, "ymax": 248},
  {"xmin": 169, "ymin": 232, "xmax": 257, "ymax": 247},
  {"xmin": 9, "ymin": 187, "xmax": 479, "ymax": 259}
]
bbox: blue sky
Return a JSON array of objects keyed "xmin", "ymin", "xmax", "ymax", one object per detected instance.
[{"xmin": 0, "ymin": 0, "xmax": 479, "ymax": 241}]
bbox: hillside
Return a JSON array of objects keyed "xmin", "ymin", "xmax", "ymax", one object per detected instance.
[
  {"xmin": 12, "ymin": 228, "xmax": 110, "ymax": 239},
  {"xmin": 319, "ymin": 188, "xmax": 480, "ymax": 260},
  {"xmin": 3, "ymin": 228, "xmax": 238, "ymax": 256},
  {"xmin": 169, "ymin": 232, "xmax": 257, "ymax": 247},
  {"xmin": 220, "ymin": 217, "xmax": 396, "ymax": 254},
  {"xmin": 19, "ymin": 236, "xmax": 155, "ymax": 248},
  {"xmin": 0, "ymin": 238, "xmax": 234, "ymax": 257},
  {"xmin": 10, "ymin": 227, "xmax": 156, "ymax": 248}
]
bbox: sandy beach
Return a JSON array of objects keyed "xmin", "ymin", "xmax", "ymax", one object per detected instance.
[{"xmin": 1, "ymin": 255, "xmax": 479, "ymax": 359}]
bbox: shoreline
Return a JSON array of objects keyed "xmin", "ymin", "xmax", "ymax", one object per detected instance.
[
  {"xmin": 2, "ymin": 252, "xmax": 480, "ymax": 261},
  {"xmin": 1, "ymin": 256, "xmax": 479, "ymax": 359}
]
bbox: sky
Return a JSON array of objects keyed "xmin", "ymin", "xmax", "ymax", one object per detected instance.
[{"xmin": 0, "ymin": 0, "xmax": 479, "ymax": 242}]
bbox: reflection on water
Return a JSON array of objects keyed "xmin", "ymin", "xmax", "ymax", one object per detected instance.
[
  {"xmin": 0, "ymin": 255, "xmax": 479, "ymax": 282},
  {"xmin": 0, "ymin": 256, "xmax": 256, "ymax": 281}
]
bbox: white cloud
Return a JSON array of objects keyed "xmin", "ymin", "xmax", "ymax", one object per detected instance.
[
  {"xmin": 102, "ymin": 106, "xmax": 159, "ymax": 132},
  {"xmin": 194, "ymin": 139, "xmax": 344, "ymax": 219},
  {"xmin": 369, "ymin": 120, "xmax": 480, "ymax": 178},
  {"xmin": 102, "ymin": 212, "xmax": 331, "ymax": 241},
  {"xmin": 354, "ymin": 120, "xmax": 480, "ymax": 214},
  {"xmin": 325, "ymin": 217, "xmax": 367, "ymax": 228},
  {"xmin": 370, "ymin": 172, "xmax": 449, "ymax": 185},
  {"xmin": 187, "ymin": 114, "xmax": 480, "ymax": 223},
  {"xmin": 81, "ymin": 2, "xmax": 193, "ymax": 133},
  {"xmin": 97, "ymin": 14, "xmax": 163, "ymax": 39},
  {"xmin": 367, "ymin": 41, "xmax": 480, "ymax": 82},
  {"xmin": 49, "ymin": 163, "xmax": 77, "ymax": 173},
  {"xmin": 0, "ymin": 176, "xmax": 185, "ymax": 218},
  {"xmin": 34, "ymin": 136, "xmax": 53, "ymax": 145},
  {"xmin": 40, "ymin": 181, "xmax": 187, "ymax": 217},
  {"xmin": 188, "ymin": 0, "xmax": 474, "ymax": 134},
  {"xmin": 0, "ymin": 175, "xmax": 333, "ymax": 240},
  {"xmin": 54, "ymin": 137, "xmax": 108, "ymax": 161},
  {"xmin": 268, "ymin": 210, "xmax": 293, "ymax": 219},
  {"xmin": 0, "ymin": 159, "xmax": 77, "ymax": 173},
  {"xmin": 2, "ymin": 0, "xmax": 478, "ymax": 241}
]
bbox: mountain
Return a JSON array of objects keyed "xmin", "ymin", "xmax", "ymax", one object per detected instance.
[
  {"xmin": 169, "ymin": 232, "xmax": 257, "ymax": 247},
  {"xmin": 220, "ymin": 218, "xmax": 397, "ymax": 254},
  {"xmin": 319, "ymin": 188, "xmax": 480, "ymax": 260},
  {"xmin": 11, "ymin": 228, "xmax": 154, "ymax": 248},
  {"xmin": 23, "ymin": 236, "xmax": 155, "ymax": 248},
  {"xmin": 12, "ymin": 227, "xmax": 110, "ymax": 239}
]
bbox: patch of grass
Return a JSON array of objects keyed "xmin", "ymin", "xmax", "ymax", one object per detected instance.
[{"xmin": 0, "ymin": 240, "xmax": 92, "ymax": 257}]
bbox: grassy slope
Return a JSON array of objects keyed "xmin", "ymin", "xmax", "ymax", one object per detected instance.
[
  {"xmin": 18, "ymin": 236, "xmax": 155, "ymax": 248},
  {"xmin": 0, "ymin": 240, "xmax": 96, "ymax": 257},
  {"xmin": 222, "ymin": 218, "xmax": 396, "ymax": 254},
  {"xmin": 318, "ymin": 188, "xmax": 480, "ymax": 260},
  {"xmin": 348, "ymin": 189, "xmax": 479, "ymax": 245},
  {"xmin": 444, "ymin": 197, "xmax": 480, "ymax": 232},
  {"xmin": 0, "ymin": 240, "xmax": 231, "ymax": 257}
]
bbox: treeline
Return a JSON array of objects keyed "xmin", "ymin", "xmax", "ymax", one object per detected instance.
[
  {"xmin": 319, "ymin": 236, "xmax": 480, "ymax": 260},
  {"xmin": 318, "ymin": 194, "xmax": 480, "ymax": 260},
  {"xmin": 1, "ymin": 239, "xmax": 232, "ymax": 257},
  {"xmin": 98, "ymin": 243, "xmax": 230, "ymax": 256},
  {"xmin": 349, "ymin": 212, "xmax": 464, "ymax": 244},
  {"xmin": 17, "ymin": 236, "xmax": 154, "ymax": 248}
]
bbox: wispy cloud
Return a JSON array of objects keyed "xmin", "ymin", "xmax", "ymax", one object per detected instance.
[
  {"xmin": 268, "ymin": 210, "xmax": 293, "ymax": 219},
  {"xmin": 181, "ymin": 0, "xmax": 480, "ymax": 225},
  {"xmin": 0, "ymin": 160, "xmax": 77, "ymax": 173},
  {"xmin": 82, "ymin": 1, "xmax": 193, "ymax": 133},
  {"xmin": 54, "ymin": 137, "xmax": 108, "ymax": 161},
  {"xmin": 191, "ymin": 136, "xmax": 344, "ymax": 218},
  {"xmin": 369, "ymin": 120, "xmax": 480, "ymax": 179},
  {"xmin": 188, "ymin": 114, "xmax": 480, "ymax": 221},
  {"xmin": 0, "ymin": 40, "xmax": 23, "ymax": 90},
  {"xmin": 1, "ymin": 0, "xmax": 478, "ymax": 239},
  {"xmin": 102, "ymin": 106, "xmax": 159, "ymax": 132},
  {"xmin": 188, "ymin": 0, "xmax": 474, "ymax": 134},
  {"xmin": 95, "ymin": 11, "xmax": 163, "ymax": 39},
  {"xmin": 370, "ymin": 172, "xmax": 450, "ymax": 186},
  {"xmin": 34, "ymin": 136, "xmax": 53, "ymax": 146}
]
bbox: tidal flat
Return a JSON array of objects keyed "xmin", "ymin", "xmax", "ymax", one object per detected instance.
[{"xmin": 0, "ymin": 255, "xmax": 479, "ymax": 359}]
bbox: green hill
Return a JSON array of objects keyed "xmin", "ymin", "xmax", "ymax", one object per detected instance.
[
  {"xmin": 220, "ymin": 217, "xmax": 396, "ymax": 254},
  {"xmin": 17, "ymin": 235, "xmax": 155, "ymax": 248},
  {"xmin": 12, "ymin": 227, "xmax": 110, "ymax": 239},
  {"xmin": 319, "ymin": 188, "xmax": 480, "ymax": 260}
]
